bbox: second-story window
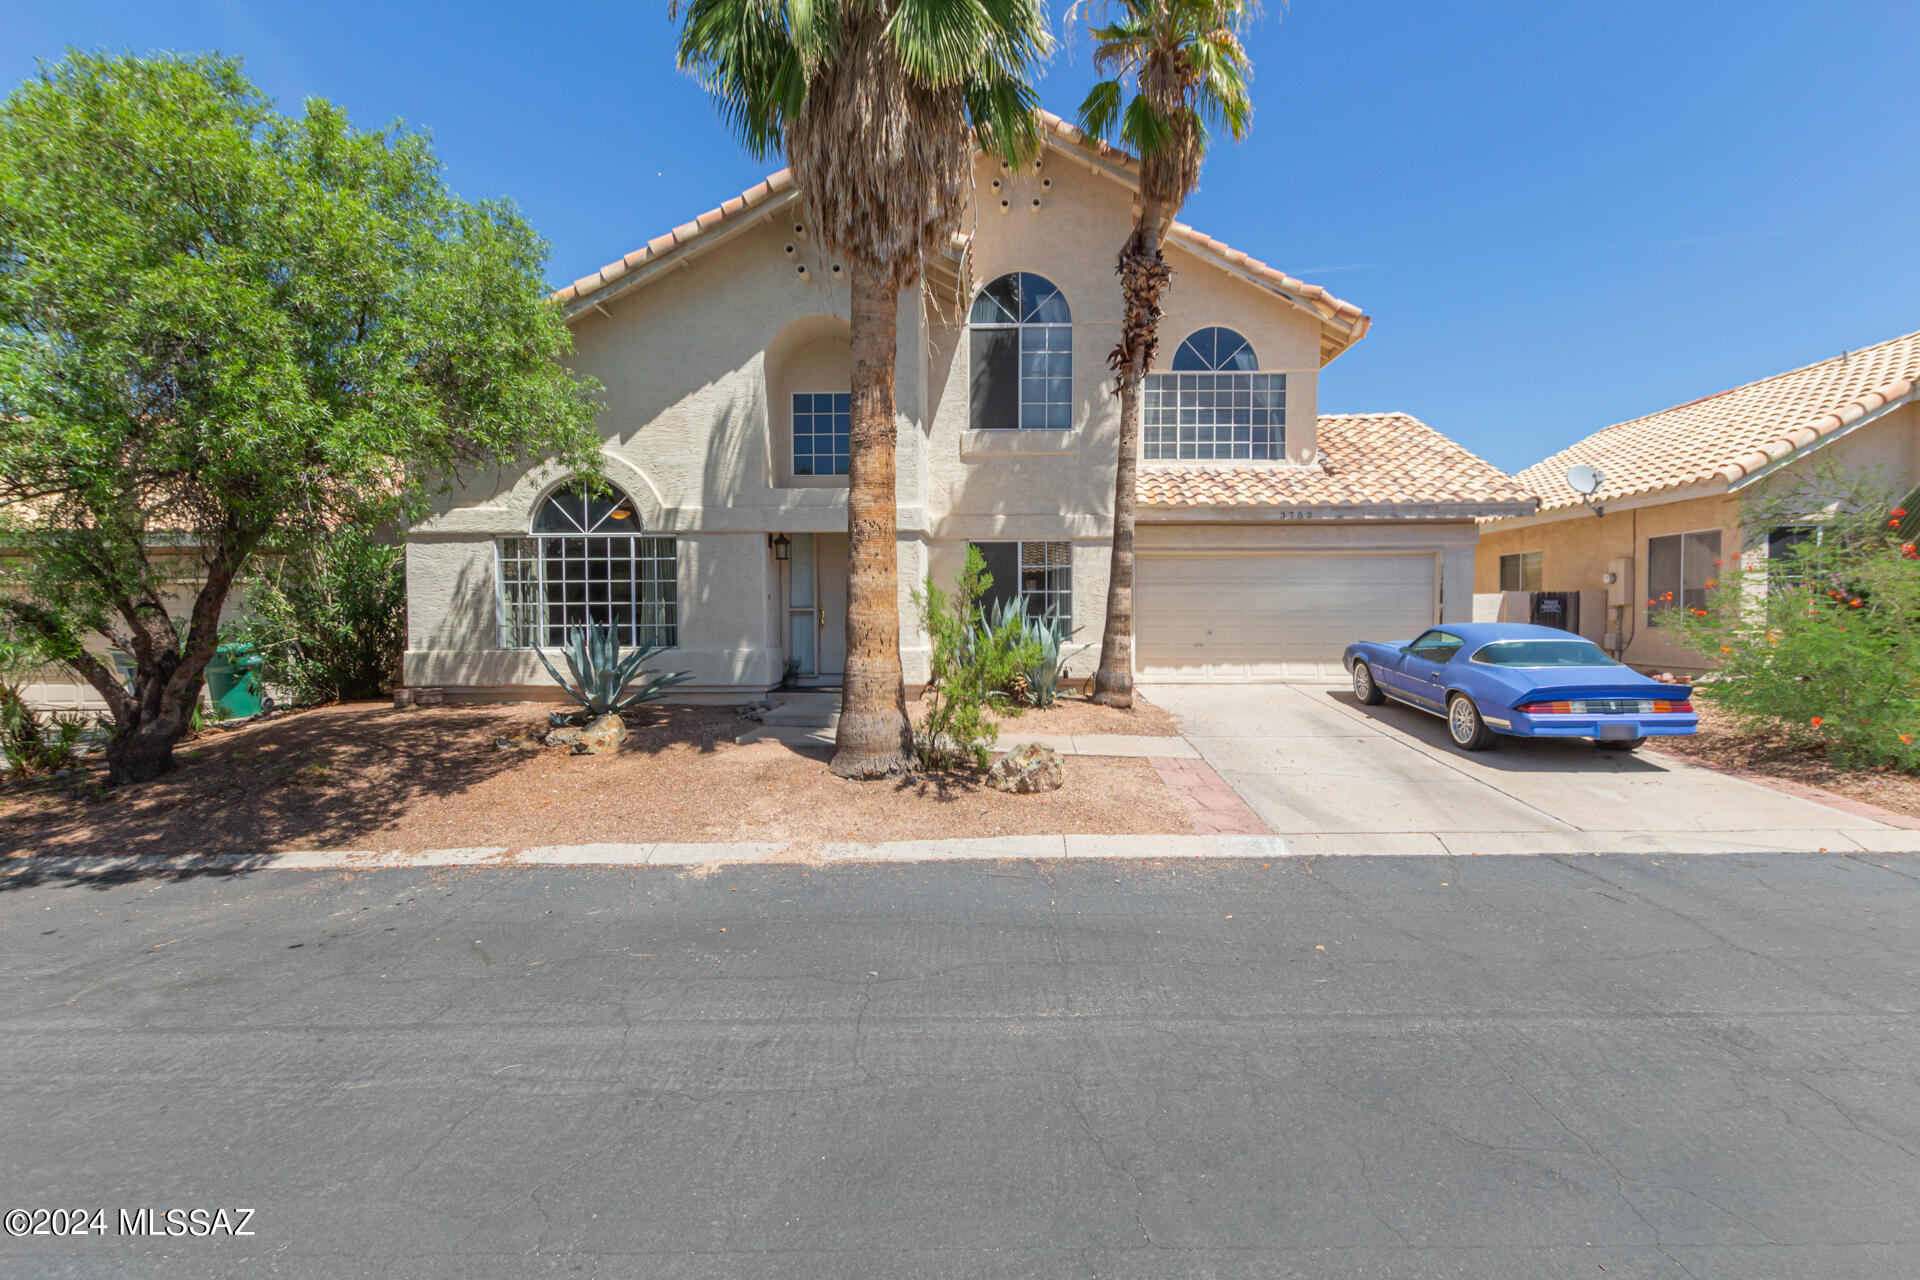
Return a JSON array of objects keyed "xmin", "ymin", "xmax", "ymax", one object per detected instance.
[
  {"xmin": 969, "ymin": 272, "xmax": 1072, "ymax": 430},
  {"xmin": 793, "ymin": 392, "xmax": 850, "ymax": 476},
  {"xmin": 1143, "ymin": 326, "xmax": 1286, "ymax": 460}
]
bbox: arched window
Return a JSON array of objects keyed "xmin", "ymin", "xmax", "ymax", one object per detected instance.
[
  {"xmin": 1171, "ymin": 326, "xmax": 1259, "ymax": 371},
  {"xmin": 968, "ymin": 272, "xmax": 1072, "ymax": 430},
  {"xmin": 1145, "ymin": 326, "xmax": 1287, "ymax": 461},
  {"xmin": 498, "ymin": 483, "xmax": 678, "ymax": 650}
]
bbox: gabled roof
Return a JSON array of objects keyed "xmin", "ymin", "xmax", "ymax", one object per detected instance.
[
  {"xmin": 1517, "ymin": 330, "xmax": 1920, "ymax": 514},
  {"xmin": 553, "ymin": 111, "xmax": 1369, "ymax": 364},
  {"xmin": 1137, "ymin": 413, "xmax": 1536, "ymax": 516}
]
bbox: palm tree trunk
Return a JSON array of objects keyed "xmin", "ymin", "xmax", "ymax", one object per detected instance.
[
  {"xmin": 1092, "ymin": 217, "xmax": 1172, "ymax": 709},
  {"xmin": 831, "ymin": 262, "xmax": 916, "ymax": 777},
  {"xmin": 1090, "ymin": 366, "xmax": 1142, "ymax": 707}
]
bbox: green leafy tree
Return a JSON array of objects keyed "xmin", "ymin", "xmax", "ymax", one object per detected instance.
[
  {"xmin": 1072, "ymin": 0, "xmax": 1257, "ymax": 708},
  {"xmin": 1673, "ymin": 464, "xmax": 1920, "ymax": 771},
  {"xmin": 675, "ymin": 0, "xmax": 1052, "ymax": 778},
  {"xmin": 239, "ymin": 525, "xmax": 408, "ymax": 705},
  {"xmin": 0, "ymin": 52, "xmax": 600, "ymax": 784}
]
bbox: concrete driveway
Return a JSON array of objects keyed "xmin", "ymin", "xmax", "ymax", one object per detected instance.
[{"xmin": 1144, "ymin": 682, "xmax": 1919, "ymax": 856}]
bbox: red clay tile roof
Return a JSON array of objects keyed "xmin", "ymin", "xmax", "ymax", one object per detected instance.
[
  {"xmin": 1138, "ymin": 413, "xmax": 1537, "ymax": 514},
  {"xmin": 1518, "ymin": 330, "xmax": 1920, "ymax": 513},
  {"xmin": 552, "ymin": 111, "xmax": 1368, "ymax": 361}
]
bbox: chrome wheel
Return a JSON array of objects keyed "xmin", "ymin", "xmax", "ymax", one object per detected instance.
[
  {"xmin": 1352, "ymin": 662, "xmax": 1383, "ymax": 705},
  {"xmin": 1446, "ymin": 694, "xmax": 1498, "ymax": 751}
]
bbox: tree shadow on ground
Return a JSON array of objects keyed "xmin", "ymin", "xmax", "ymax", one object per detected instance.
[{"xmin": 0, "ymin": 701, "xmax": 740, "ymax": 864}]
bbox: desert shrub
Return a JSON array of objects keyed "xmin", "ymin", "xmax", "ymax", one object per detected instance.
[
  {"xmin": 239, "ymin": 525, "xmax": 405, "ymax": 705},
  {"xmin": 0, "ymin": 624, "xmax": 92, "ymax": 774},
  {"xmin": 1674, "ymin": 466, "xmax": 1920, "ymax": 770},
  {"xmin": 912, "ymin": 547, "xmax": 1041, "ymax": 769}
]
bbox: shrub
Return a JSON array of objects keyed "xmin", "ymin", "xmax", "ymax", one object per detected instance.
[
  {"xmin": 0, "ymin": 624, "xmax": 91, "ymax": 774},
  {"xmin": 1673, "ymin": 466, "xmax": 1920, "ymax": 770},
  {"xmin": 1017, "ymin": 617, "xmax": 1084, "ymax": 709},
  {"xmin": 912, "ymin": 548, "xmax": 1042, "ymax": 769},
  {"xmin": 239, "ymin": 525, "xmax": 406, "ymax": 705},
  {"xmin": 536, "ymin": 622, "xmax": 692, "ymax": 724}
]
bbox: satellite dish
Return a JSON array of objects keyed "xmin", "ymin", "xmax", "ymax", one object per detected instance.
[{"xmin": 1566, "ymin": 464, "xmax": 1604, "ymax": 496}]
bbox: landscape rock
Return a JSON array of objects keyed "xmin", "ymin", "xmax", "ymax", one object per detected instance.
[
  {"xmin": 565, "ymin": 712, "xmax": 627, "ymax": 755},
  {"xmin": 987, "ymin": 742, "xmax": 1063, "ymax": 795}
]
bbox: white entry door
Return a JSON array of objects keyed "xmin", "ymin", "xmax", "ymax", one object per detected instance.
[{"xmin": 1135, "ymin": 553, "xmax": 1437, "ymax": 680}]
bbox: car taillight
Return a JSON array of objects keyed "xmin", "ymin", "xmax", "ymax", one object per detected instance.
[
  {"xmin": 1516, "ymin": 701, "xmax": 1573, "ymax": 715},
  {"xmin": 1515, "ymin": 699, "xmax": 1694, "ymax": 715},
  {"xmin": 1652, "ymin": 700, "xmax": 1692, "ymax": 713}
]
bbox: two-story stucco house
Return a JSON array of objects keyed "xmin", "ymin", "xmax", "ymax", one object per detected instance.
[{"xmin": 401, "ymin": 114, "xmax": 1535, "ymax": 701}]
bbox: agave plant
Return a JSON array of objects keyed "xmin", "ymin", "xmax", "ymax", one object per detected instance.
[
  {"xmin": 1021, "ymin": 616, "xmax": 1086, "ymax": 709},
  {"xmin": 536, "ymin": 623, "xmax": 692, "ymax": 724}
]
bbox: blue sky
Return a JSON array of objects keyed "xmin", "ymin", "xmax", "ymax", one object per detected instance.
[{"xmin": 5, "ymin": 0, "xmax": 1915, "ymax": 473}]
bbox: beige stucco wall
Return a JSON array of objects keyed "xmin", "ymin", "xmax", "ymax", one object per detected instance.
[
  {"xmin": 1475, "ymin": 400, "xmax": 1919, "ymax": 674},
  {"xmin": 403, "ymin": 136, "xmax": 1374, "ymax": 699}
]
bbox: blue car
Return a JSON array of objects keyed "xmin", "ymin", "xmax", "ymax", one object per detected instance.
[{"xmin": 1342, "ymin": 622, "xmax": 1697, "ymax": 752}]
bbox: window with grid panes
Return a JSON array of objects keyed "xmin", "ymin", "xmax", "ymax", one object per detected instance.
[
  {"xmin": 1143, "ymin": 326, "xmax": 1285, "ymax": 460},
  {"xmin": 792, "ymin": 392, "xmax": 849, "ymax": 476},
  {"xmin": 970, "ymin": 540, "xmax": 1073, "ymax": 637},
  {"xmin": 968, "ymin": 273, "xmax": 1072, "ymax": 430},
  {"xmin": 498, "ymin": 485, "xmax": 678, "ymax": 649}
]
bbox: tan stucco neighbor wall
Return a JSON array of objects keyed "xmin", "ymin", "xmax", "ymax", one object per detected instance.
[
  {"xmin": 1475, "ymin": 401, "xmax": 1920, "ymax": 674},
  {"xmin": 402, "ymin": 136, "xmax": 1389, "ymax": 702}
]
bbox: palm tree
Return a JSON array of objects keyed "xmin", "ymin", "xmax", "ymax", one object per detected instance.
[
  {"xmin": 676, "ymin": 0, "xmax": 1050, "ymax": 777},
  {"xmin": 1073, "ymin": 0, "xmax": 1255, "ymax": 708}
]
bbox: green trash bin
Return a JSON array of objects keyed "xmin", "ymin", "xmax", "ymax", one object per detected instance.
[{"xmin": 205, "ymin": 643, "xmax": 266, "ymax": 719}]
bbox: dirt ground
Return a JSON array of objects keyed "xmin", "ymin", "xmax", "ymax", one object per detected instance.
[
  {"xmin": 916, "ymin": 689, "xmax": 1181, "ymax": 738},
  {"xmin": 1652, "ymin": 704, "xmax": 1920, "ymax": 821},
  {"xmin": 0, "ymin": 698, "xmax": 1195, "ymax": 859}
]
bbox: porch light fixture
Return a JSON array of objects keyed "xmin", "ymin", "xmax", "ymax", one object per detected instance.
[
  {"xmin": 771, "ymin": 533, "xmax": 791, "ymax": 562},
  {"xmin": 1566, "ymin": 464, "xmax": 1606, "ymax": 518}
]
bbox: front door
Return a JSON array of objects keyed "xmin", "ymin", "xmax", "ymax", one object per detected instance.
[{"xmin": 785, "ymin": 534, "xmax": 847, "ymax": 684}]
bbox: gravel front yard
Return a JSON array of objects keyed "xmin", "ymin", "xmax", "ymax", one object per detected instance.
[
  {"xmin": 1, "ymin": 698, "xmax": 1195, "ymax": 859},
  {"xmin": 1652, "ymin": 705, "xmax": 1920, "ymax": 822}
]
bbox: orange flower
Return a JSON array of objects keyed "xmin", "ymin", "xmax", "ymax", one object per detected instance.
[
  {"xmin": 1719, "ymin": 646, "xmax": 1731, "ymax": 653},
  {"xmin": 1902, "ymin": 734, "xmax": 1914, "ymax": 745},
  {"xmin": 1849, "ymin": 600, "xmax": 1863, "ymax": 608},
  {"xmin": 1894, "ymin": 508, "xmax": 1909, "ymax": 517},
  {"xmin": 1811, "ymin": 717, "xmax": 1824, "ymax": 727}
]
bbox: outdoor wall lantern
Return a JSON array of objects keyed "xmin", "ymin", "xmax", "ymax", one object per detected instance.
[{"xmin": 771, "ymin": 533, "xmax": 791, "ymax": 562}]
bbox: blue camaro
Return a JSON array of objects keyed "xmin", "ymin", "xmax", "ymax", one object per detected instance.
[{"xmin": 1342, "ymin": 622, "xmax": 1697, "ymax": 752}]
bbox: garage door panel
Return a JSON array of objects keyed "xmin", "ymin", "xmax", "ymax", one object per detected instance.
[{"xmin": 1137, "ymin": 554, "xmax": 1436, "ymax": 681}]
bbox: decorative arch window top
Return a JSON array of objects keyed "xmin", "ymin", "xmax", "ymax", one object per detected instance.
[
  {"xmin": 969, "ymin": 272, "xmax": 1072, "ymax": 431},
  {"xmin": 1172, "ymin": 326, "xmax": 1259, "ymax": 372},
  {"xmin": 1147, "ymin": 327, "xmax": 1286, "ymax": 461},
  {"xmin": 531, "ymin": 485, "xmax": 641, "ymax": 533}
]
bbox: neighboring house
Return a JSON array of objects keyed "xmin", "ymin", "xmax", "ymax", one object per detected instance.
[
  {"xmin": 403, "ymin": 113, "xmax": 1535, "ymax": 699},
  {"xmin": 1476, "ymin": 331, "xmax": 1920, "ymax": 673}
]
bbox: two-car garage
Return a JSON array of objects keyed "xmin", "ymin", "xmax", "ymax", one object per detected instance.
[{"xmin": 1134, "ymin": 552, "xmax": 1440, "ymax": 680}]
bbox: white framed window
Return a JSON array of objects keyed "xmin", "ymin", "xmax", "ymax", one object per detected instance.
[
  {"xmin": 970, "ymin": 540, "xmax": 1072, "ymax": 636},
  {"xmin": 499, "ymin": 484, "xmax": 678, "ymax": 649},
  {"xmin": 1499, "ymin": 551, "xmax": 1543, "ymax": 591},
  {"xmin": 969, "ymin": 272, "xmax": 1073, "ymax": 430},
  {"xmin": 1144, "ymin": 326, "xmax": 1285, "ymax": 460},
  {"xmin": 793, "ymin": 392, "xmax": 850, "ymax": 477},
  {"xmin": 1645, "ymin": 530, "xmax": 1720, "ymax": 627}
]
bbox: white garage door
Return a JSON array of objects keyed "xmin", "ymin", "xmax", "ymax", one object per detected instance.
[{"xmin": 1136, "ymin": 554, "xmax": 1437, "ymax": 680}]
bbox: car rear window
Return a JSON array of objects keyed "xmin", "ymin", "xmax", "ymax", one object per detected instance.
[{"xmin": 1470, "ymin": 640, "xmax": 1621, "ymax": 668}]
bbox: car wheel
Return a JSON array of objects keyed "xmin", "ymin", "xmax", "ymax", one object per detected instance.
[
  {"xmin": 1596, "ymin": 737, "xmax": 1646, "ymax": 752},
  {"xmin": 1352, "ymin": 661, "xmax": 1385, "ymax": 706},
  {"xmin": 1446, "ymin": 694, "xmax": 1498, "ymax": 751}
]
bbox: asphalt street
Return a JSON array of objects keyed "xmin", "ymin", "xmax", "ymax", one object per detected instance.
[{"xmin": 3, "ymin": 852, "xmax": 1918, "ymax": 1279}]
